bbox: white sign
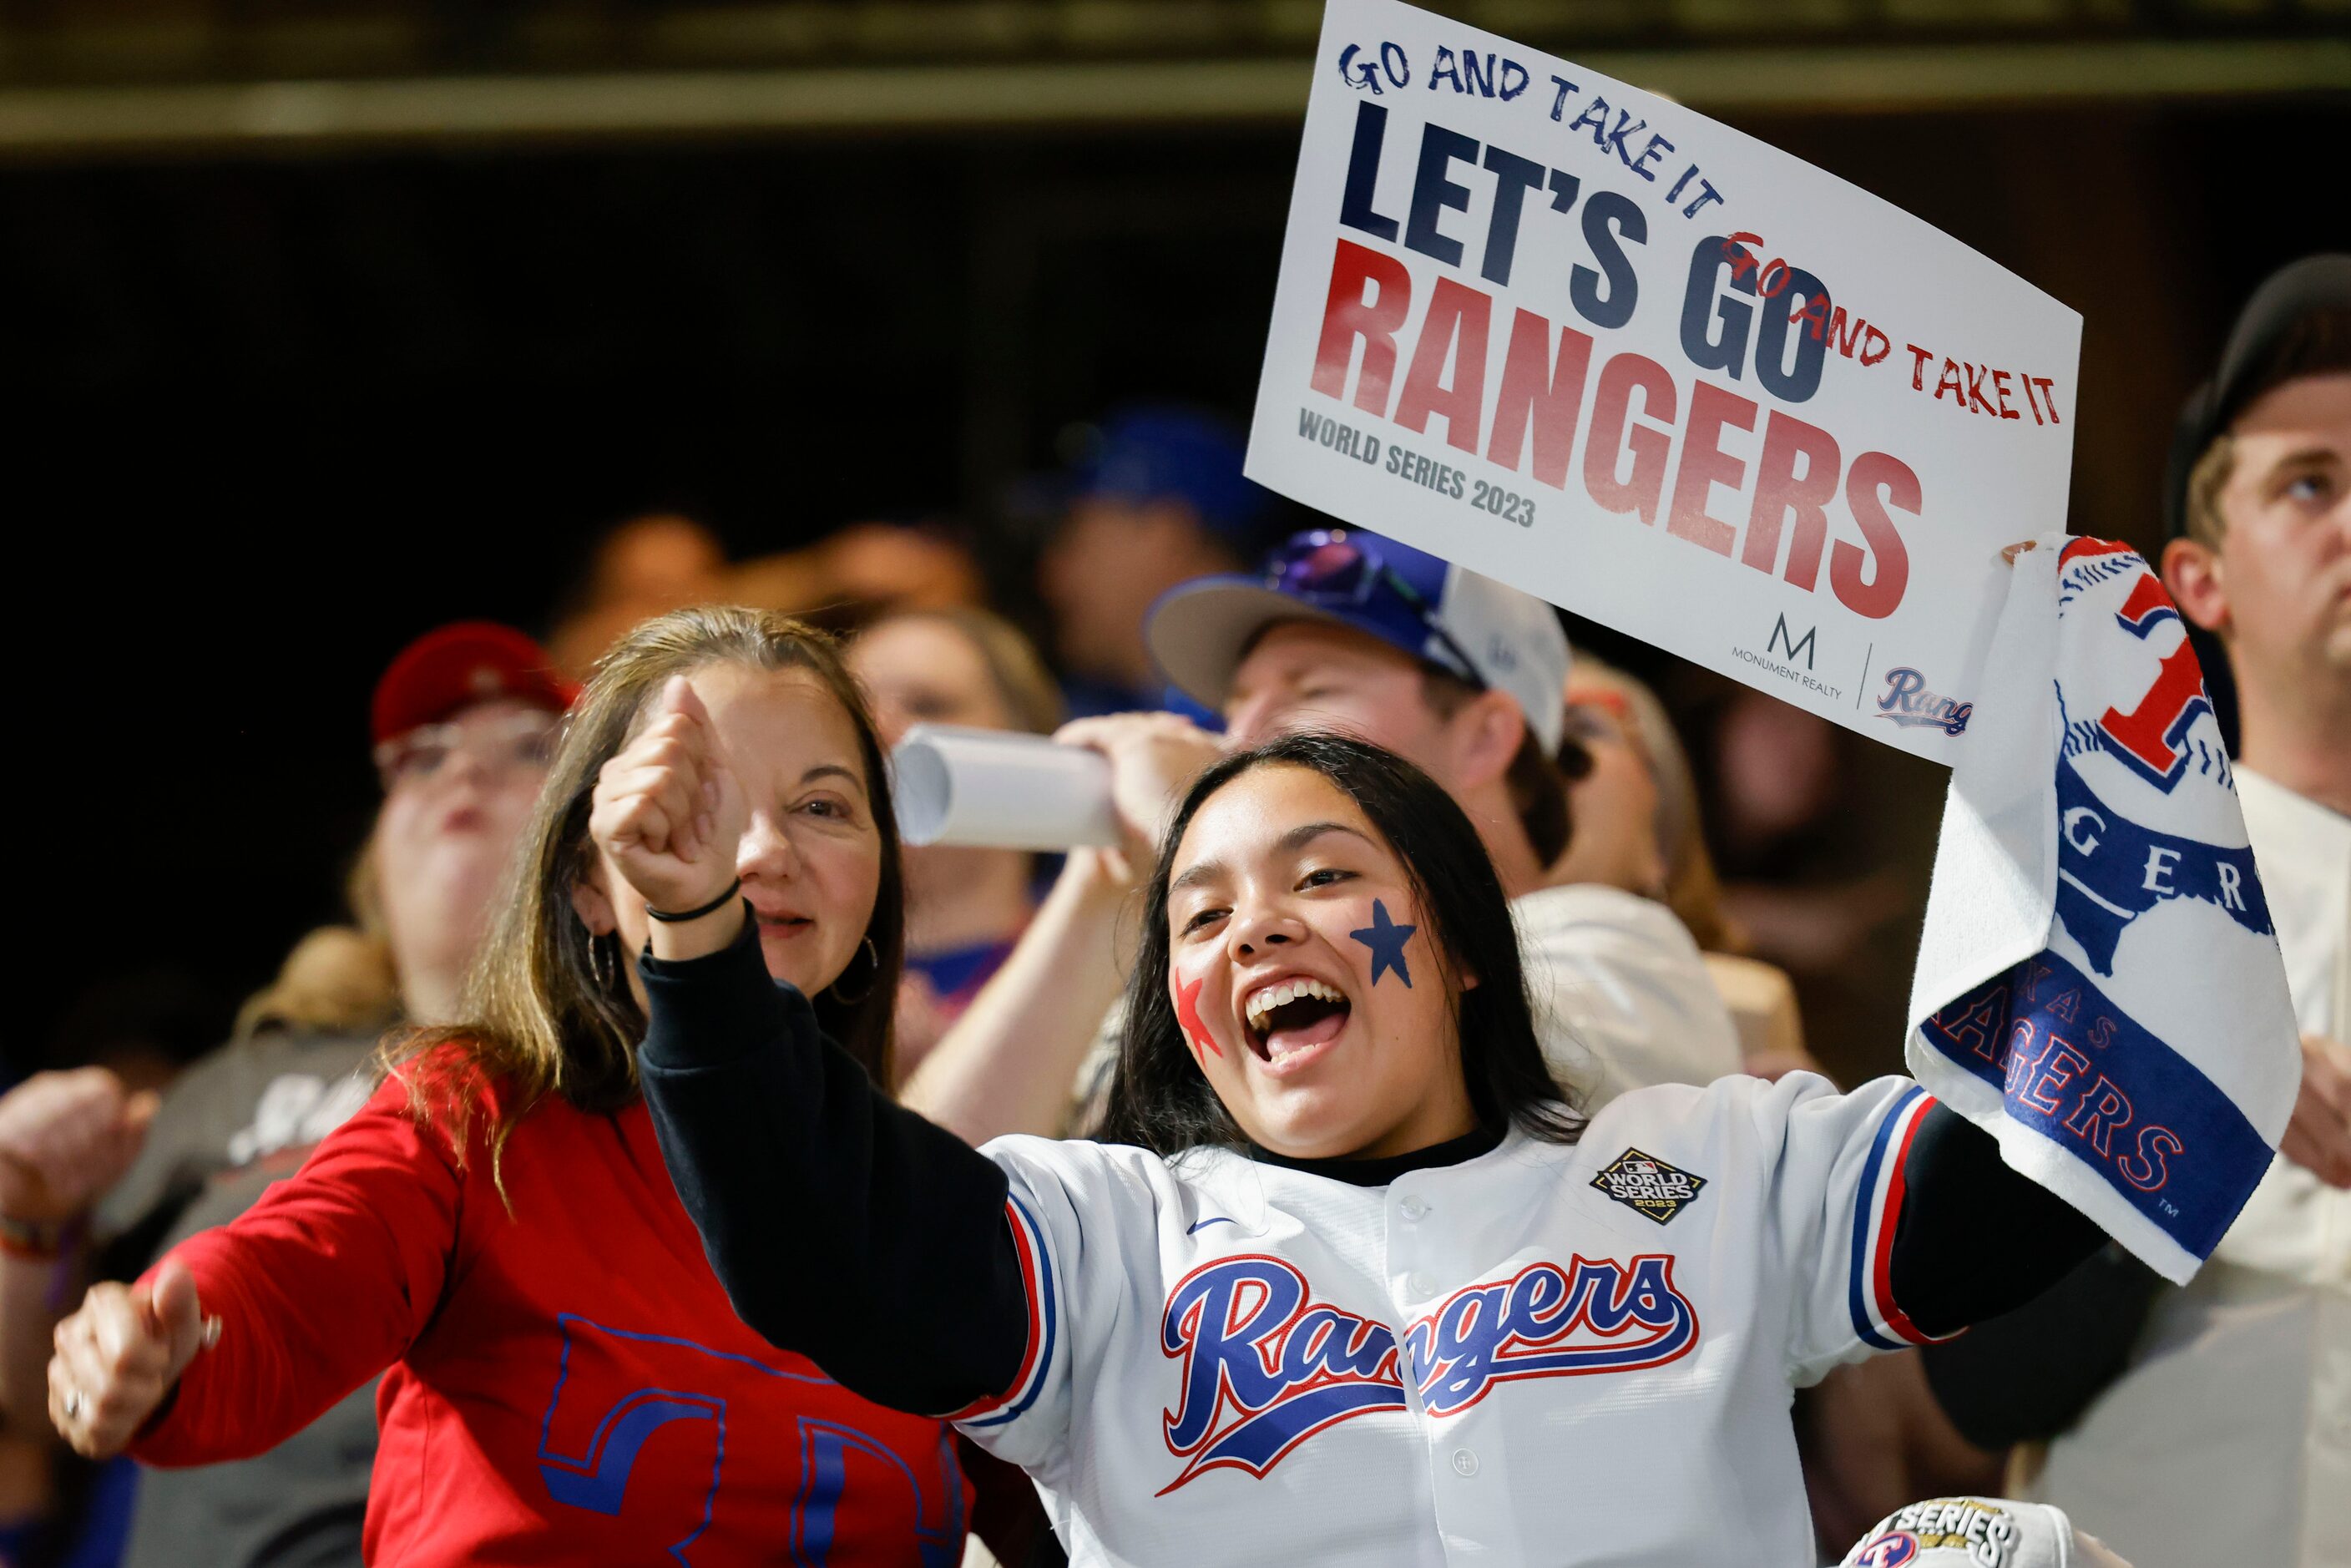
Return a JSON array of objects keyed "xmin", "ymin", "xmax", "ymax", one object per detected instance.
[{"xmin": 1246, "ymin": 0, "xmax": 2081, "ymax": 763}]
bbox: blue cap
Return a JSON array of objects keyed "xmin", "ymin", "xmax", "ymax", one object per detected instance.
[
  {"xmin": 1145, "ymin": 527, "xmax": 1570, "ymax": 752},
  {"xmin": 1069, "ymin": 406, "xmax": 1270, "ymax": 539}
]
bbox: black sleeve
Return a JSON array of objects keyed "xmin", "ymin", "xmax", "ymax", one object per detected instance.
[
  {"xmin": 635, "ymin": 915, "xmax": 1031, "ymax": 1415},
  {"xmin": 1886, "ymin": 1104, "xmax": 2109, "ymax": 1339},
  {"xmin": 1919, "ymin": 1245, "xmax": 2163, "ymax": 1449}
]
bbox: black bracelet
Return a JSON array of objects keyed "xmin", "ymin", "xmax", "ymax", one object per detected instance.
[{"xmin": 645, "ymin": 880, "xmax": 743, "ymax": 923}]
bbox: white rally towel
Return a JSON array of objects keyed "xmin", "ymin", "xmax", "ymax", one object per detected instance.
[{"xmin": 1906, "ymin": 533, "xmax": 2300, "ymax": 1284}]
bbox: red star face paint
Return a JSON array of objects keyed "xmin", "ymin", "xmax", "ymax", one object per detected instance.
[{"xmin": 1176, "ymin": 975, "xmax": 1222, "ymax": 1059}]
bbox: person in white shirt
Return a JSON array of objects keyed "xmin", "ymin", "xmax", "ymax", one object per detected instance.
[
  {"xmin": 1913, "ymin": 253, "xmax": 2351, "ymax": 1568},
  {"xmin": 899, "ymin": 525, "xmax": 1738, "ymax": 1144}
]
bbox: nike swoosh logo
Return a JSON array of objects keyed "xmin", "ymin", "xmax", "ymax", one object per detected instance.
[{"xmin": 1187, "ymin": 1217, "xmax": 1236, "ymax": 1234}]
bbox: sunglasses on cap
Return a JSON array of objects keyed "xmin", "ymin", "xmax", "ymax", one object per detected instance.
[{"xmin": 1266, "ymin": 529, "xmax": 1486, "ymax": 690}]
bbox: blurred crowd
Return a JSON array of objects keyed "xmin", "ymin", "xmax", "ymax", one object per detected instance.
[{"xmin": 0, "ymin": 256, "xmax": 2343, "ymax": 1568}]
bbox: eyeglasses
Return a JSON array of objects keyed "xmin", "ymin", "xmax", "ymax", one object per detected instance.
[
  {"xmin": 1268, "ymin": 529, "xmax": 1486, "ymax": 689},
  {"xmin": 375, "ymin": 710, "xmax": 559, "ymax": 790}
]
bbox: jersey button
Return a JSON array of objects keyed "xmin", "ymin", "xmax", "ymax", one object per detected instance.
[
  {"xmin": 1451, "ymin": 1449, "xmax": 1479, "ymax": 1477},
  {"xmin": 1399, "ymin": 1196, "xmax": 1428, "ymax": 1221},
  {"xmin": 1408, "ymin": 1272, "xmax": 1436, "ymax": 1297}
]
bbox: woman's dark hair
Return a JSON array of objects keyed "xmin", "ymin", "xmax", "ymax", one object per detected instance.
[{"xmin": 1096, "ymin": 731, "xmax": 1583, "ymax": 1158}]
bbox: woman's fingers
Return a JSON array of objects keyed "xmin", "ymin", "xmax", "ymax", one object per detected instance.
[
  {"xmin": 601, "ymin": 757, "xmax": 705, "ymax": 817},
  {"xmin": 663, "ymin": 675, "xmax": 718, "ymax": 734},
  {"xmin": 0, "ymin": 1069, "xmax": 149, "ymax": 1222},
  {"xmin": 597, "ymin": 779, "xmax": 699, "ymax": 859},
  {"xmin": 49, "ymin": 1283, "xmax": 176, "ymax": 1458},
  {"xmin": 596, "ymin": 697, "xmax": 721, "ymax": 864},
  {"xmin": 586, "ymin": 676, "xmax": 747, "ymax": 915},
  {"xmin": 2281, "ymin": 1035, "xmax": 2351, "ymax": 1188},
  {"xmin": 143, "ymin": 1262, "xmax": 212, "ymax": 1375},
  {"xmin": 1052, "ymin": 712, "xmax": 1221, "ymax": 857}
]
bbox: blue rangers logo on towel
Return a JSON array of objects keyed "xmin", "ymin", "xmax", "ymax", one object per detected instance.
[
  {"xmin": 2051, "ymin": 751, "xmax": 2272, "ymax": 977},
  {"xmin": 2043, "ymin": 540, "xmax": 2275, "ymax": 976}
]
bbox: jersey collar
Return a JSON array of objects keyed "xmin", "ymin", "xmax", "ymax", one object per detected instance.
[{"xmin": 1246, "ymin": 1123, "xmax": 1506, "ymax": 1188}]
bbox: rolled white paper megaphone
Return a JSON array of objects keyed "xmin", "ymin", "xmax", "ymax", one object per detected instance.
[{"xmin": 890, "ymin": 725, "xmax": 1121, "ymax": 850}]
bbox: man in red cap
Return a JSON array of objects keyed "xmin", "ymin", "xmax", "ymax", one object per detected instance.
[
  {"xmin": 362, "ymin": 623, "xmax": 578, "ymax": 1024},
  {"xmin": 0, "ymin": 623, "xmax": 571, "ymax": 1568}
]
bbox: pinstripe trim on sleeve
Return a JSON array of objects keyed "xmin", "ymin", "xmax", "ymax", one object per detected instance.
[
  {"xmin": 1846, "ymin": 1086, "xmax": 1959, "ymax": 1351},
  {"xmin": 948, "ymin": 1195, "xmax": 1058, "ymax": 1429}
]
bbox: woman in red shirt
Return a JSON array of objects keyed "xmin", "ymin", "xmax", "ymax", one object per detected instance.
[{"xmin": 44, "ymin": 607, "xmax": 978, "ymax": 1566}]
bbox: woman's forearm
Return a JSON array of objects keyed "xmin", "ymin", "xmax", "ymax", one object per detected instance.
[
  {"xmin": 638, "ymin": 920, "xmax": 1034, "ymax": 1415},
  {"xmin": 0, "ymin": 1247, "xmax": 79, "ymax": 1434},
  {"xmin": 129, "ymin": 1087, "xmax": 461, "ymax": 1465},
  {"xmin": 1888, "ymin": 1105, "xmax": 2107, "ymax": 1338}
]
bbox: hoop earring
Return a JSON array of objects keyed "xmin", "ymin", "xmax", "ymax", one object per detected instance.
[
  {"xmin": 827, "ymin": 936, "xmax": 880, "ymax": 1004},
  {"xmin": 589, "ymin": 931, "xmax": 617, "ymax": 992}
]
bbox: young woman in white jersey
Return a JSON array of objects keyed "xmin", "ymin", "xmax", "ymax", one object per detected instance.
[{"xmin": 629, "ymin": 727, "xmax": 2106, "ymax": 1567}]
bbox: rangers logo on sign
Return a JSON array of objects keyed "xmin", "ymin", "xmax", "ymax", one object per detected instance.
[{"xmin": 1591, "ymin": 1149, "xmax": 1706, "ymax": 1225}]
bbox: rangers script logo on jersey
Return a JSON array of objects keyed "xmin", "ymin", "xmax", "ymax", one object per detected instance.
[
  {"xmin": 1157, "ymin": 1252, "xmax": 1700, "ymax": 1490},
  {"xmin": 1590, "ymin": 1148, "xmax": 1707, "ymax": 1224}
]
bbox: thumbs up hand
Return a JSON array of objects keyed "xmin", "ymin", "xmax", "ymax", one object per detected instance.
[
  {"xmin": 48, "ymin": 1259, "xmax": 218, "ymax": 1458},
  {"xmin": 589, "ymin": 675, "xmax": 748, "ymax": 918}
]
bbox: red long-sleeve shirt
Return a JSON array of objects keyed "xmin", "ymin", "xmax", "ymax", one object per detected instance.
[{"xmin": 132, "ymin": 1060, "xmax": 972, "ymax": 1565}]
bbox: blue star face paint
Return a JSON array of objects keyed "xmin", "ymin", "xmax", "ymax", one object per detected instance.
[{"xmin": 1350, "ymin": 898, "xmax": 1418, "ymax": 988}]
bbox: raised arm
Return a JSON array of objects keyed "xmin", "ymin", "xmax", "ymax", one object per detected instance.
[
  {"xmin": 1782, "ymin": 1078, "xmax": 2111, "ymax": 1384},
  {"xmin": 639, "ymin": 919, "xmax": 1033, "ymax": 1414},
  {"xmin": 897, "ymin": 851, "xmax": 1133, "ymax": 1143},
  {"xmin": 600, "ymin": 675, "xmax": 1037, "ymax": 1416},
  {"xmin": 0, "ymin": 1069, "xmax": 155, "ymax": 1434},
  {"xmin": 898, "ymin": 712, "xmax": 1221, "ymax": 1143},
  {"xmin": 1889, "ymin": 1104, "xmax": 2106, "ymax": 1337},
  {"xmin": 48, "ymin": 1078, "xmax": 458, "ymax": 1465}
]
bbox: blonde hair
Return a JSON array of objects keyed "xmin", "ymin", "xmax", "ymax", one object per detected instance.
[
  {"xmin": 384, "ymin": 606, "xmax": 905, "ymax": 1181},
  {"xmin": 1569, "ymin": 657, "xmax": 1742, "ymax": 954},
  {"xmin": 232, "ymin": 852, "xmax": 400, "ymax": 1041},
  {"xmin": 864, "ymin": 605, "xmax": 1064, "ymax": 736},
  {"xmin": 2184, "ymin": 436, "xmax": 2235, "ymax": 550}
]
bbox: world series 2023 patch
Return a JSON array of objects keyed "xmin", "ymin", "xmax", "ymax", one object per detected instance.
[{"xmin": 1591, "ymin": 1149, "xmax": 1706, "ymax": 1225}]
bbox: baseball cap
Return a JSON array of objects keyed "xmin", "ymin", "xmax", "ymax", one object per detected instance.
[
  {"xmin": 1068, "ymin": 405, "xmax": 1271, "ymax": 541},
  {"xmin": 2164, "ymin": 252, "xmax": 2351, "ymax": 539},
  {"xmin": 1840, "ymin": 1497, "xmax": 2086, "ymax": 1568},
  {"xmin": 370, "ymin": 621, "xmax": 579, "ymax": 746},
  {"xmin": 1145, "ymin": 527, "xmax": 1570, "ymax": 753}
]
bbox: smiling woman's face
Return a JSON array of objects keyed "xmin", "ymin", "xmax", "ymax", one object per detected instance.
[{"xmin": 1163, "ymin": 763, "xmax": 1478, "ymax": 1161}]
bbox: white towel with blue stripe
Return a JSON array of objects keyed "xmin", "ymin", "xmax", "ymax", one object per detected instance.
[{"xmin": 1905, "ymin": 534, "xmax": 2300, "ymax": 1284}]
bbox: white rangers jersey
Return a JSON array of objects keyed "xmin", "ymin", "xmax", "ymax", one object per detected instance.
[{"xmin": 957, "ymin": 1072, "xmax": 1940, "ymax": 1566}]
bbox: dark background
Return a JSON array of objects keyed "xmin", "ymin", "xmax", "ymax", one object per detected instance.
[{"xmin": 10, "ymin": 95, "xmax": 2343, "ymax": 1070}]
